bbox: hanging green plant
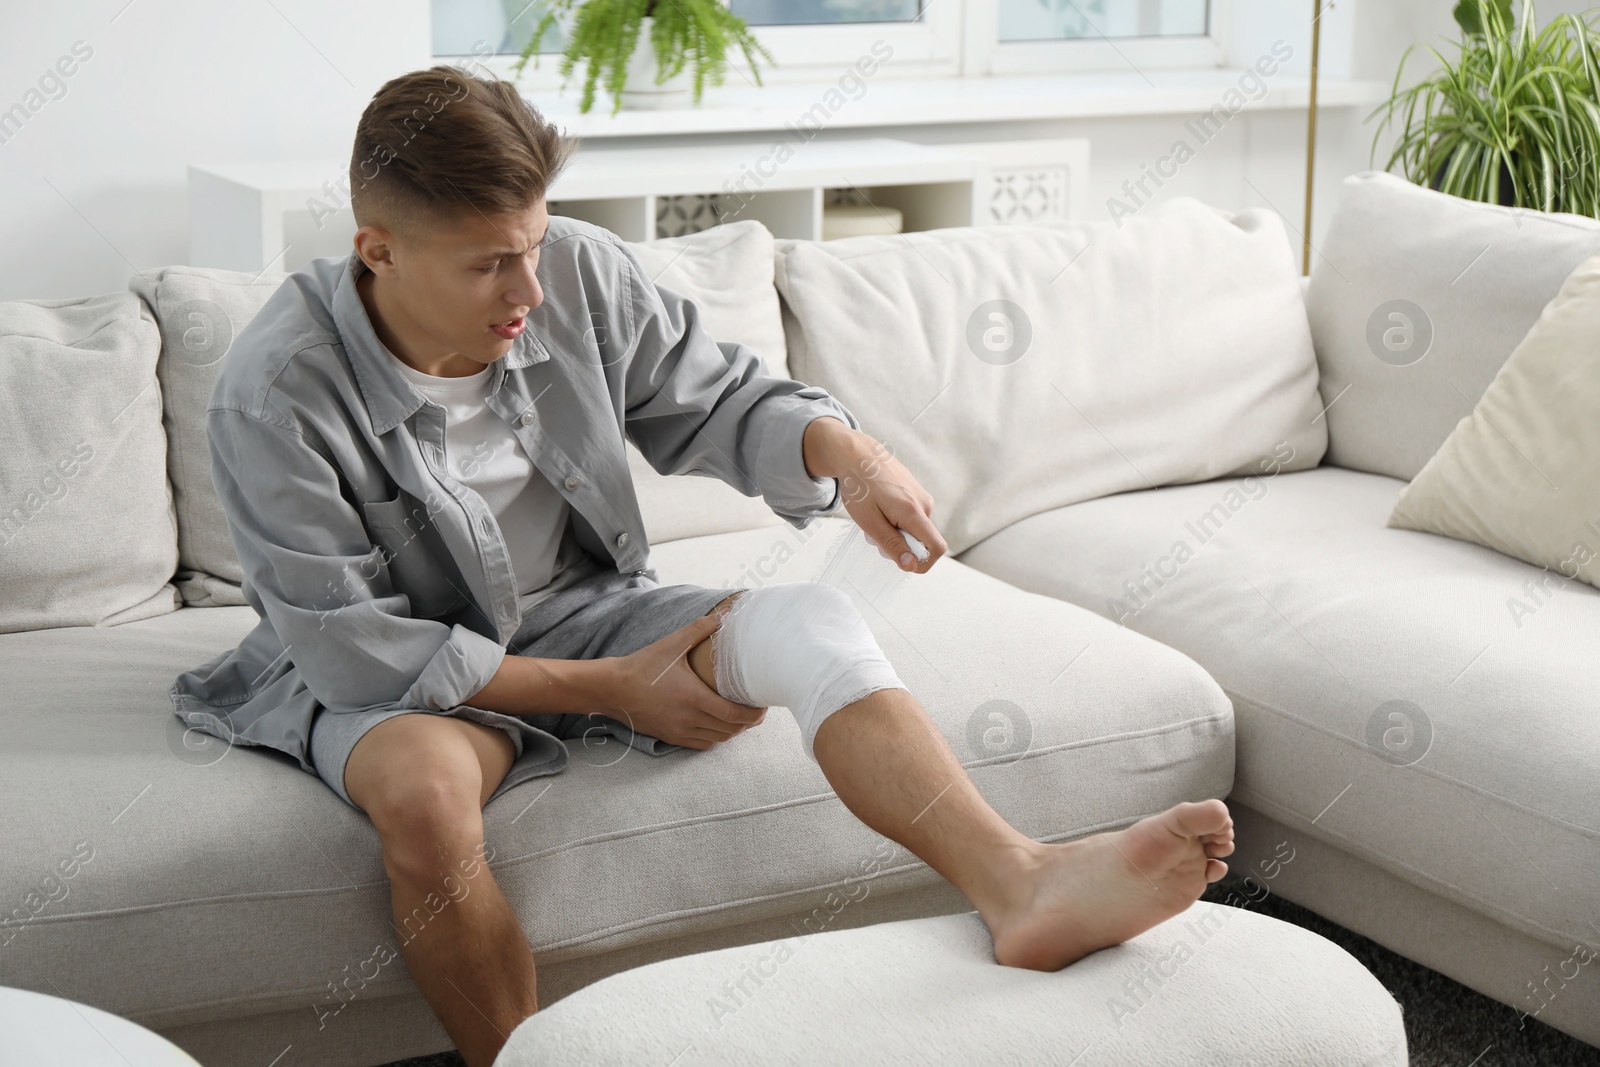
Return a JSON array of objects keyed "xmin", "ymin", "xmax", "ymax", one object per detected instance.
[
  {"xmin": 511, "ymin": 0, "xmax": 777, "ymax": 116},
  {"xmin": 1369, "ymin": 0, "xmax": 1600, "ymax": 215}
]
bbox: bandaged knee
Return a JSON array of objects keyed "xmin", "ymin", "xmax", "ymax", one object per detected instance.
[{"xmin": 711, "ymin": 582, "xmax": 908, "ymax": 762}]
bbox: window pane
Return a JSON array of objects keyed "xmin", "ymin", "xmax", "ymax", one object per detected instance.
[
  {"xmin": 729, "ymin": 0, "xmax": 921, "ymax": 27},
  {"xmin": 432, "ymin": 0, "xmax": 564, "ymax": 57},
  {"xmin": 999, "ymin": 0, "xmax": 1208, "ymax": 43}
]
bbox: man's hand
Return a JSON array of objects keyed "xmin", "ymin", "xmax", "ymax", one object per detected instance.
[
  {"xmin": 802, "ymin": 416, "xmax": 948, "ymax": 574},
  {"xmin": 596, "ymin": 610, "xmax": 767, "ymax": 750}
]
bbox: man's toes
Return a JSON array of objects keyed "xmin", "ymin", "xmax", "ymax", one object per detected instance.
[
  {"xmin": 1204, "ymin": 839, "xmax": 1235, "ymax": 859},
  {"xmin": 1170, "ymin": 799, "xmax": 1231, "ymax": 839},
  {"xmin": 1204, "ymin": 858, "xmax": 1229, "ymax": 882}
]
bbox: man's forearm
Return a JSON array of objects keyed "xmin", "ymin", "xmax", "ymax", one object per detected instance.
[
  {"xmin": 460, "ymin": 653, "xmax": 618, "ymax": 716},
  {"xmin": 802, "ymin": 415, "xmax": 877, "ymax": 480}
]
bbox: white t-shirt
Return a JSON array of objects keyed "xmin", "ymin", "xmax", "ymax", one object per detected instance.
[{"xmin": 389, "ymin": 354, "xmax": 601, "ymax": 615}]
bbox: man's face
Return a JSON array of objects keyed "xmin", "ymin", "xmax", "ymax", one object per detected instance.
[{"xmin": 357, "ymin": 198, "xmax": 550, "ymax": 370}]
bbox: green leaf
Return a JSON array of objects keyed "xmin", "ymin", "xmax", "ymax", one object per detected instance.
[
  {"xmin": 1454, "ymin": 0, "xmax": 1513, "ymax": 40},
  {"xmin": 1376, "ymin": 0, "xmax": 1600, "ymax": 218}
]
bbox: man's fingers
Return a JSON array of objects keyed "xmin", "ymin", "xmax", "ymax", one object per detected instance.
[
  {"xmin": 695, "ymin": 686, "xmax": 768, "ymax": 725},
  {"xmin": 898, "ymin": 513, "xmax": 948, "ymax": 572},
  {"xmin": 686, "ymin": 700, "xmax": 765, "ymax": 744},
  {"xmin": 864, "ymin": 510, "xmax": 946, "ymax": 573},
  {"xmin": 660, "ymin": 611, "xmax": 723, "ymax": 663}
]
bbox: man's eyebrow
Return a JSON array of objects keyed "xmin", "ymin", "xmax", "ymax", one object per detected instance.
[{"xmin": 471, "ymin": 226, "xmax": 551, "ymax": 259}]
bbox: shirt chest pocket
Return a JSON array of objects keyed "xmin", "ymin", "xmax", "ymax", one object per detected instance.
[{"xmin": 361, "ymin": 492, "xmax": 470, "ymax": 619}]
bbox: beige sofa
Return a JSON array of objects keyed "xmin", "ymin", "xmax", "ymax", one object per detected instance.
[
  {"xmin": 1, "ymin": 169, "xmax": 1592, "ymax": 1066},
  {"xmin": 0, "ymin": 219, "xmax": 1231, "ymax": 1066}
]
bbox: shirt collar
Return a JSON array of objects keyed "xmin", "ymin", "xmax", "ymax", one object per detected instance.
[{"xmin": 333, "ymin": 250, "xmax": 550, "ymax": 436}]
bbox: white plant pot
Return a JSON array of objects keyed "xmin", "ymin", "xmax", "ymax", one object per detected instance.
[{"xmin": 617, "ymin": 15, "xmax": 694, "ymax": 109}]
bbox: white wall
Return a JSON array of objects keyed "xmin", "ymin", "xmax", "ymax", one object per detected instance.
[
  {"xmin": 0, "ymin": 0, "xmax": 1500, "ymax": 301},
  {"xmin": 0, "ymin": 0, "xmax": 431, "ymax": 302}
]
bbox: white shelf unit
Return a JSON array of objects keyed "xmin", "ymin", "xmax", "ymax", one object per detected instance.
[
  {"xmin": 548, "ymin": 138, "xmax": 981, "ymax": 244},
  {"xmin": 186, "ymin": 136, "xmax": 1090, "ymax": 273}
]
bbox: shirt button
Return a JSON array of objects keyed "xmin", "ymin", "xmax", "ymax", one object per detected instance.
[
  {"xmin": 519, "ymin": 411, "xmax": 534, "ymax": 427},
  {"xmin": 564, "ymin": 474, "xmax": 581, "ymax": 490},
  {"xmin": 615, "ymin": 532, "xmax": 630, "ymax": 548}
]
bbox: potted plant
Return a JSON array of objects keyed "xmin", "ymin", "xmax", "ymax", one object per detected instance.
[
  {"xmin": 511, "ymin": 0, "xmax": 777, "ymax": 115},
  {"xmin": 1369, "ymin": 0, "xmax": 1600, "ymax": 215}
]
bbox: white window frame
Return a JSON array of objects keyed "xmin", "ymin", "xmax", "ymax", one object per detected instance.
[
  {"xmin": 715, "ymin": 8, "xmax": 966, "ymax": 82},
  {"xmin": 438, "ymin": 0, "xmax": 1229, "ymax": 92},
  {"xmin": 964, "ymin": 0, "xmax": 1227, "ymax": 76}
]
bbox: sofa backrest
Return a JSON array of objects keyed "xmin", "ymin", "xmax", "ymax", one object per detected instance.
[
  {"xmin": 124, "ymin": 219, "xmax": 786, "ymax": 611},
  {"xmin": 1307, "ymin": 170, "xmax": 1600, "ymax": 482},
  {"xmin": 773, "ymin": 200, "xmax": 1329, "ymax": 557}
]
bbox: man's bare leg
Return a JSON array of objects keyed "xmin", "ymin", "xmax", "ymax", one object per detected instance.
[
  {"xmin": 343, "ymin": 714, "xmax": 536, "ymax": 1067},
  {"xmin": 690, "ymin": 591, "xmax": 1235, "ymax": 971}
]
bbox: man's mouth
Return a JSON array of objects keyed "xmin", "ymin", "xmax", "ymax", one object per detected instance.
[{"xmin": 490, "ymin": 315, "xmax": 526, "ymax": 340}]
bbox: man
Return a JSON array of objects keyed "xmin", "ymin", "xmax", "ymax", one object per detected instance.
[{"xmin": 170, "ymin": 65, "xmax": 1234, "ymax": 1067}]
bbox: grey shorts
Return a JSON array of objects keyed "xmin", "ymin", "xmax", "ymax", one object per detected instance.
[{"xmin": 307, "ymin": 568, "xmax": 743, "ymax": 813}]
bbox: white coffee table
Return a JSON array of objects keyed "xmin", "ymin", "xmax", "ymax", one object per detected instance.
[{"xmin": 0, "ymin": 984, "xmax": 202, "ymax": 1065}]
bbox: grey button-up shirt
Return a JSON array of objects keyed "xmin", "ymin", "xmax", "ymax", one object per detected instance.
[{"xmin": 169, "ymin": 213, "xmax": 861, "ymax": 773}]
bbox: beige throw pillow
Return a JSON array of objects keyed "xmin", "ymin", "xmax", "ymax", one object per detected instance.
[{"xmin": 1389, "ymin": 251, "xmax": 1600, "ymax": 588}]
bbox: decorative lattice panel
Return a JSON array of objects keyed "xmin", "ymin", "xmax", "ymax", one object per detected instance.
[
  {"xmin": 823, "ymin": 187, "xmax": 875, "ymax": 208},
  {"xmin": 988, "ymin": 166, "xmax": 1071, "ymax": 225},
  {"xmin": 655, "ymin": 194, "xmax": 726, "ymax": 238}
]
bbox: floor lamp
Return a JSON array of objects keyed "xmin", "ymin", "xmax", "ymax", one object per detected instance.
[{"xmin": 1303, "ymin": 0, "xmax": 1323, "ymax": 276}]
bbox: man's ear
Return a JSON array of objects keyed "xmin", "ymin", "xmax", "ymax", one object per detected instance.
[{"xmin": 353, "ymin": 224, "xmax": 401, "ymax": 276}]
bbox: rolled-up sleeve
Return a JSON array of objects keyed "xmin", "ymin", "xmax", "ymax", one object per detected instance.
[
  {"xmin": 208, "ymin": 406, "xmax": 506, "ymax": 715},
  {"xmin": 611, "ymin": 239, "xmax": 863, "ymax": 529}
]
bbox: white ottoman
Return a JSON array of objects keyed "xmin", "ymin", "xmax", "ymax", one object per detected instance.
[
  {"xmin": 495, "ymin": 902, "xmax": 1407, "ymax": 1066},
  {"xmin": 0, "ymin": 984, "xmax": 203, "ymax": 1065}
]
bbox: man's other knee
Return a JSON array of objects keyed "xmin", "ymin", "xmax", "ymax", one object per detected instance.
[{"xmin": 344, "ymin": 715, "xmax": 508, "ymax": 881}]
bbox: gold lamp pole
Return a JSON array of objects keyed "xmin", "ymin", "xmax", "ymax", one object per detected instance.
[{"xmin": 1303, "ymin": 0, "xmax": 1323, "ymax": 276}]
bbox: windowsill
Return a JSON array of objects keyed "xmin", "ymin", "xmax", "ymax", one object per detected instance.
[{"xmin": 518, "ymin": 69, "xmax": 1391, "ymax": 139}]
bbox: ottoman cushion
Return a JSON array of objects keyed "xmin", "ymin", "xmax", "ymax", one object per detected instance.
[{"xmin": 495, "ymin": 902, "xmax": 1407, "ymax": 1066}]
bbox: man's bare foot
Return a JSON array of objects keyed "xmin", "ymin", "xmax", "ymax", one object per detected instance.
[{"xmin": 985, "ymin": 799, "xmax": 1235, "ymax": 971}]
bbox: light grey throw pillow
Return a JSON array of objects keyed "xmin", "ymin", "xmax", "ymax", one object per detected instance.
[
  {"xmin": 0, "ymin": 292, "xmax": 179, "ymax": 632},
  {"xmin": 129, "ymin": 265, "xmax": 288, "ymax": 607},
  {"xmin": 1307, "ymin": 171, "xmax": 1600, "ymax": 481},
  {"xmin": 622, "ymin": 219, "xmax": 788, "ymax": 543}
]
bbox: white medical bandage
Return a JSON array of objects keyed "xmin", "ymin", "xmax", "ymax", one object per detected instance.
[{"xmin": 710, "ymin": 582, "xmax": 908, "ymax": 762}]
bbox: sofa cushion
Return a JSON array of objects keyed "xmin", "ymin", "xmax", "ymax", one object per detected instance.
[
  {"xmin": 774, "ymin": 201, "xmax": 1327, "ymax": 557},
  {"xmin": 0, "ymin": 518, "xmax": 1231, "ymax": 1029},
  {"xmin": 957, "ymin": 467, "xmax": 1600, "ymax": 956},
  {"xmin": 1308, "ymin": 171, "xmax": 1600, "ymax": 481},
  {"xmin": 129, "ymin": 265, "xmax": 288, "ymax": 607},
  {"xmin": 129, "ymin": 221, "xmax": 790, "ymax": 608},
  {"xmin": 0, "ymin": 291, "xmax": 179, "ymax": 632}
]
